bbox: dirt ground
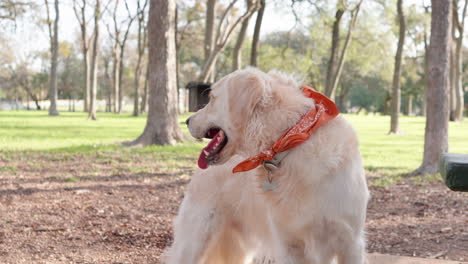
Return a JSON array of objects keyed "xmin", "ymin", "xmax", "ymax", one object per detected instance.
[{"xmin": 0, "ymin": 152, "xmax": 467, "ymax": 263}]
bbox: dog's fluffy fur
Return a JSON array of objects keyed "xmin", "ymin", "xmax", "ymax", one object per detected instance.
[{"xmin": 164, "ymin": 68, "xmax": 369, "ymax": 264}]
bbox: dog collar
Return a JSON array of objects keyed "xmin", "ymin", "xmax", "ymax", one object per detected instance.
[{"xmin": 232, "ymin": 85, "xmax": 339, "ymax": 173}]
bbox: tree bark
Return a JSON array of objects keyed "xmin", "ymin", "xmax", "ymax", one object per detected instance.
[
  {"xmin": 412, "ymin": 0, "xmax": 452, "ymax": 176},
  {"xmin": 250, "ymin": 0, "xmax": 265, "ymax": 67},
  {"xmin": 46, "ymin": 0, "xmax": 59, "ymax": 116},
  {"xmin": 389, "ymin": 0, "xmax": 406, "ymax": 133},
  {"xmin": 88, "ymin": 0, "xmax": 100, "ymax": 120},
  {"xmin": 232, "ymin": 0, "xmax": 254, "ymax": 71},
  {"xmin": 131, "ymin": 0, "xmax": 185, "ymax": 146}
]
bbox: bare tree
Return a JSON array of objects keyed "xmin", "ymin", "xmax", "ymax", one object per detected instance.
[
  {"xmin": 131, "ymin": 0, "xmax": 185, "ymax": 145},
  {"xmin": 198, "ymin": 0, "xmax": 258, "ymax": 82},
  {"xmin": 412, "ymin": 0, "xmax": 452, "ymax": 175},
  {"xmin": 232, "ymin": 0, "xmax": 256, "ymax": 71},
  {"xmin": 45, "ymin": 0, "xmax": 59, "ymax": 116},
  {"xmin": 132, "ymin": 0, "xmax": 149, "ymax": 117},
  {"xmin": 324, "ymin": 0, "xmax": 362, "ymax": 100},
  {"xmin": 88, "ymin": 0, "xmax": 100, "ymax": 120},
  {"xmin": 452, "ymin": 0, "xmax": 467, "ymax": 121},
  {"xmin": 105, "ymin": 0, "xmax": 135, "ymax": 113},
  {"xmin": 389, "ymin": 0, "xmax": 406, "ymax": 133},
  {"xmin": 73, "ymin": 0, "xmax": 91, "ymax": 112},
  {"xmin": 250, "ymin": 0, "xmax": 265, "ymax": 67}
]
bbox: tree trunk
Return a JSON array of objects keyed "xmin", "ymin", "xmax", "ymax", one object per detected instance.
[
  {"xmin": 117, "ymin": 36, "xmax": 131, "ymax": 113},
  {"xmin": 250, "ymin": 0, "xmax": 265, "ymax": 67},
  {"xmin": 175, "ymin": 4, "xmax": 180, "ymax": 114},
  {"xmin": 131, "ymin": 0, "xmax": 185, "ymax": 146},
  {"xmin": 412, "ymin": 0, "xmax": 452, "ymax": 176},
  {"xmin": 337, "ymin": 83, "xmax": 351, "ymax": 113},
  {"xmin": 88, "ymin": 0, "xmax": 100, "ymax": 120},
  {"xmin": 324, "ymin": 3, "xmax": 345, "ymax": 98},
  {"xmin": 454, "ymin": 36, "xmax": 465, "ymax": 121},
  {"xmin": 133, "ymin": 69, "xmax": 140, "ymax": 116},
  {"xmin": 384, "ymin": 91, "xmax": 391, "ymax": 115},
  {"xmin": 112, "ymin": 44, "xmax": 120, "ymax": 113},
  {"xmin": 47, "ymin": 0, "xmax": 59, "ymax": 116},
  {"xmin": 329, "ymin": 3, "xmax": 361, "ymax": 101},
  {"xmin": 22, "ymin": 84, "xmax": 41, "ymax": 110},
  {"xmin": 407, "ymin": 95, "xmax": 413, "ymax": 115},
  {"xmin": 453, "ymin": 0, "xmax": 468, "ymax": 121},
  {"xmin": 73, "ymin": 0, "xmax": 91, "ymax": 112},
  {"xmin": 133, "ymin": 0, "xmax": 149, "ymax": 117},
  {"xmin": 449, "ymin": 34, "xmax": 456, "ymax": 121},
  {"xmin": 389, "ymin": 0, "xmax": 405, "ymax": 134},
  {"xmin": 140, "ymin": 64, "xmax": 149, "ymax": 113},
  {"xmin": 232, "ymin": 0, "xmax": 254, "ymax": 71},
  {"xmin": 104, "ymin": 56, "xmax": 112, "ymax": 112},
  {"xmin": 422, "ymin": 20, "xmax": 429, "ymax": 117},
  {"xmin": 204, "ymin": 0, "xmax": 216, "ymax": 80}
]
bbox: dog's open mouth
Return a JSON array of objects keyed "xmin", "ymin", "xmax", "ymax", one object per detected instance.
[{"xmin": 198, "ymin": 127, "xmax": 228, "ymax": 169}]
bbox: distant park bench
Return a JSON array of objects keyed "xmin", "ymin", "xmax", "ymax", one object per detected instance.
[{"xmin": 440, "ymin": 153, "xmax": 468, "ymax": 192}]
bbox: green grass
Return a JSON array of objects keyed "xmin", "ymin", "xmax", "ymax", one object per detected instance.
[{"xmin": 0, "ymin": 110, "xmax": 467, "ymax": 179}]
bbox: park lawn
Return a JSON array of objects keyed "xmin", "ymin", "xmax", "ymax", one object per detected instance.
[{"xmin": 0, "ymin": 110, "xmax": 467, "ymax": 182}]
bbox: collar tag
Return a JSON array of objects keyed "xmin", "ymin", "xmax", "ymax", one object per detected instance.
[{"xmin": 262, "ymin": 160, "xmax": 278, "ymax": 172}]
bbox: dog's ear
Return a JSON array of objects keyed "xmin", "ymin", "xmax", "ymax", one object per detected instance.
[{"xmin": 228, "ymin": 71, "xmax": 268, "ymax": 130}]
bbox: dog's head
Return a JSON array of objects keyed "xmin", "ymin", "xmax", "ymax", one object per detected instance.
[{"xmin": 187, "ymin": 68, "xmax": 310, "ymax": 169}]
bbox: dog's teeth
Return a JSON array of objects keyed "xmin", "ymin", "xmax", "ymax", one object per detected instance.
[{"xmin": 204, "ymin": 150, "xmax": 210, "ymax": 156}]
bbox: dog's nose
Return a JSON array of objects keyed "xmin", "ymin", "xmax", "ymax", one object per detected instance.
[{"xmin": 185, "ymin": 117, "xmax": 191, "ymax": 126}]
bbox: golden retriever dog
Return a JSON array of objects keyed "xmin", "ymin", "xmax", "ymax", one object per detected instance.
[{"xmin": 164, "ymin": 68, "xmax": 369, "ymax": 264}]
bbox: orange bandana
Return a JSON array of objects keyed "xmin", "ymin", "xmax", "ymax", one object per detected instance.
[{"xmin": 232, "ymin": 85, "xmax": 339, "ymax": 173}]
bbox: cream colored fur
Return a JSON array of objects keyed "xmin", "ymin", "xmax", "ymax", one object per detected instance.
[{"xmin": 164, "ymin": 68, "xmax": 370, "ymax": 264}]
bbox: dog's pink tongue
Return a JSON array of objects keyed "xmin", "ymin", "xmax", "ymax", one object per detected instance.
[{"xmin": 198, "ymin": 130, "xmax": 224, "ymax": 169}]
